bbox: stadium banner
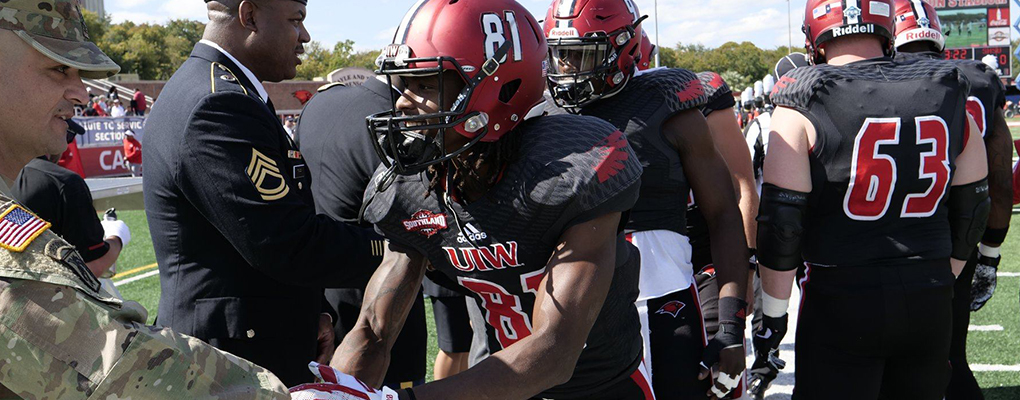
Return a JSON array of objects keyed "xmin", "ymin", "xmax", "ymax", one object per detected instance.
[
  {"xmin": 931, "ymin": 0, "xmax": 1012, "ymax": 77},
  {"xmin": 70, "ymin": 117, "xmax": 145, "ymax": 177},
  {"xmin": 74, "ymin": 117, "xmax": 145, "ymax": 147}
]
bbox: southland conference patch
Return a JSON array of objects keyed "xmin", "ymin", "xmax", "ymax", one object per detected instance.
[
  {"xmin": 0, "ymin": 204, "xmax": 51, "ymax": 252},
  {"xmin": 247, "ymin": 148, "xmax": 290, "ymax": 201}
]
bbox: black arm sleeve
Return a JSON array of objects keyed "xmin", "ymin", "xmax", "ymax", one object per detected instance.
[
  {"xmin": 58, "ymin": 178, "xmax": 110, "ymax": 263},
  {"xmin": 949, "ymin": 179, "xmax": 991, "ymax": 260},
  {"xmin": 179, "ymin": 93, "xmax": 374, "ymax": 287},
  {"xmin": 756, "ymin": 183, "xmax": 808, "ymax": 271}
]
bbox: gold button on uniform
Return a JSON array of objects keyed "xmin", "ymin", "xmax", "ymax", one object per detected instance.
[{"xmin": 246, "ymin": 329, "xmax": 255, "ymax": 338}]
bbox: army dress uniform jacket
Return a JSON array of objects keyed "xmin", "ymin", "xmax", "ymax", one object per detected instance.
[
  {"xmin": 143, "ymin": 42, "xmax": 374, "ymax": 385},
  {"xmin": 0, "ymin": 187, "xmax": 290, "ymax": 399}
]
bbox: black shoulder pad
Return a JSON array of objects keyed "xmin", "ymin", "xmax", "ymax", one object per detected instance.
[
  {"xmin": 644, "ymin": 68, "xmax": 710, "ymax": 114},
  {"xmin": 770, "ymin": 65, "xmax": 825, "ymax": 112}
]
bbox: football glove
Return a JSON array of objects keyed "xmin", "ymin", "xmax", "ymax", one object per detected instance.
[
  {"xmin": 700, "ymin": 297, "xmax": 747, "ymax": 399},
  {"xmin": 970, "ymin": 249, "xmax": 1001, "ymax": 312},
  {"xmin": 748, "ymin": 314, "xmax": 787, "ymax": 400},
  {"xmin": 289, "ymin": 362, "xmax": 402, "ymax": 400}
]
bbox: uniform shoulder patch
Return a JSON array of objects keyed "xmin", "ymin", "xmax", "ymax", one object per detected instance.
[
  {"xmin": 644, "ymin": 68, "xmax": 709, "ymax": 114},
  {"xmin": 317, "ymin": 82, "xmax": 346, "ymax": 92},
  {"xmin": 770, "ymin": 65, "xmax": 823, "ymax": 111},
  {"xmin": 210, "ymin": 62, "xmax": 248, "ymax": 96},
  {"xmin": 0, "ymin": 204, "xmax": 51, "ymax": 253},
  {"xmin": 246, "ymin": 148, "xmax": 290, "ymax": 201},
  {"xmin": 697, "ymin": 71, "xmax": 731, "ymax": 102}
]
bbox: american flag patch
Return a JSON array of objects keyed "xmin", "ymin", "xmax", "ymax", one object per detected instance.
[{"xmin": 0, "ymin": 205, "xmax": 50, "ymax": 252}]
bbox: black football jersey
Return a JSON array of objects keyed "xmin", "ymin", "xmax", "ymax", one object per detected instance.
[
  {"xmin": 579, "ymin": 68, "xmax": 709, "ymax": 235},
  {"xmin": 364, "ymin": 114, "xmax": 644, "ymax": 397},
  {"xmin": 771, "ymin": 57, "xmax": 971, "ymax": 267},
  {"xmin": 895, "ymin": 51, "xmax": 1005, "ymax": 139},
  {"xmin": 698, "ymin": 71, "xmax": 737, "ymax": 117}
]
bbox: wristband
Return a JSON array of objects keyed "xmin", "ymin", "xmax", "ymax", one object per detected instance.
[
  {"xmin": 982, "ymin": 227, "xmax": 1008, "ymax": 246},
  {"xmin": 978, "ymin": 243, "xmax": 1001, "ymax": 259},
  {"xmin": 718, "ymin": 296, "xmax": 748, "ymax": 323}
]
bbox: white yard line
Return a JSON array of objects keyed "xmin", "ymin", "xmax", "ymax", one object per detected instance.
[
  {"xmin": 998, "ymin": 272, "xmax": 1020, "ymax": 277},
  {"xmin": 113, "ymin": 270, "xmax": 159, "ymax": 286},
  {"xmin": 969, "ymin": 325, "xmax": 1004, "ymax": 331},
  {"xmin": 971, "ymin": 364, "xmax": 1020, "ymax": 372}
]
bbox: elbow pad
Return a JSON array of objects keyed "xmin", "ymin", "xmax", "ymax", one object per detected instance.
[
  {"xmin": 756, "ymin": 184, "xmax": 808, "ymax": 271},
  {"xmin": 949, "ymin": 179, "xmax": 990, "ymax": 260}
]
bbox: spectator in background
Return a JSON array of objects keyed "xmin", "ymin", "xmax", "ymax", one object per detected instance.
[
  {"xmin": 110, "ymin": 99, "xmax": 126, "ymax": 117},
  {"xmin": 283, "ymin": 116, "xmax": 297, "ymax": 141},
  {"xmin": 82, "ymin": 99, "xmax": 99, "ymax": 116},
  {"xmin": 107, "ymin": 85, "xmax": 118, "ymax": 102},
  {"xmin": 91, "ymin": 98, "xmax": 108, "ymax": 116},
  {"xmin": 123, "ymin": 130, "xmax": 142, "ymax": 176},
  {"xmin": 132, "ymin": 88, "xmax": 146, "ymax": 116},
  {"xmin": 96, "ymin": 96, "xmax": 109, "ymax": 114}
]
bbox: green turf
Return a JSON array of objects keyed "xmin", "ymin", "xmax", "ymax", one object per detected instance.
[{"xmin": 112, "ymin": 212, "xmax": 1020, "ymax": 393}]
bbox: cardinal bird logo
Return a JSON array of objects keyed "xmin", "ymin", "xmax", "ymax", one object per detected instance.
[
  {"xmin": 293, "ymin": 90, "xmax": 314, "ymax": 105},
  {"xmin": 771, "ymin": 76, "xmax": 797, "ymax": 97},
  {"xmin": 707, "ymin": 72, "xmax": 725, "ymax": 90},
  {"xmin": 676, "ymin": 80, "xmax": 706, "ymax": 104},
  {"xmin": 656, "ymin": 300, "xmax": 686, "ymax": 318},
  {"xmin": 593, "ymin": 130, "xmax": 630, "ymax": 183}
]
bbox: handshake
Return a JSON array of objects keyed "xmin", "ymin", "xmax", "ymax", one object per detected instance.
[{"xmin": 290, "ymin": 362, "xmax": 406, "ymax": 400}]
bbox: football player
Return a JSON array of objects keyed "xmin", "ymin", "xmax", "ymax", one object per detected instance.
[
  {"xmin": 891, "ymin": 2, "xmax": 1013, "ymax": 398},
  {"xmin": 544, "ymin": 1, "xmax": 751, "ymax": 399},
  {"xmin": 326, "ymin": 1, "xmax": 653, "ymax": 399},
  {"xmin": 756, "ymin": 1, "xmax": 989, "ymax": 399}
]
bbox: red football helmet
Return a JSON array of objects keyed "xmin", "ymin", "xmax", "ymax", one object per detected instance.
[
  {"xmin": 637, "ymin": 30, "xmax": 657, "ymax": 71},
  {"xmin": 803, "ymin": 0, "xmax": 895, "ymax": 64},
  {"xmin": 893, "ymin": 0, "xmax": 944, "ymax": 52},
  {"xmin": 367, "ymin": 0, "xmax": 548, "ymax": 174},
  {"xmin": 543, "ymin": 0, "xmax": 646, "ymax": 108}
]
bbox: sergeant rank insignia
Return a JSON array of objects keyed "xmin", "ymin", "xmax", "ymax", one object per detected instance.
[
  {"xmin": 247, "ymin": 148, "xmax": 290, "ymax": 201},
  {"xmin": 0, "ymin": 205, "xmax": 51, "ymax": 252}
]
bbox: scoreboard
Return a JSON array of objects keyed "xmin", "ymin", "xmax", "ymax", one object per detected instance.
[{"xmin": 929, "ymin": 0, "xmax": 1011, "ymax": 77}]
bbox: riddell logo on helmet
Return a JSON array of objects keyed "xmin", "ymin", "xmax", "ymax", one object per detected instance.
[
  {"xmin": 906, "ymin": 30, "xmax": 941, "ymax": 41},
  {"xmin": 831, "ymin": 23, "xmax": 875, "ymax": 37},
  {"xmin": 548, "ymin": 27, "xmax": 579, "ymax": 38}
]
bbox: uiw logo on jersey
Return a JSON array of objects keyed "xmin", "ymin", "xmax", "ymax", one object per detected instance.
[
  {"xmin": 444, "ymin": 241, "xmax": 523, "ymax": 272},
  {"xmin": 456, "ymin": 223, "xmax": 489, "ymax": 244},
  {"xmin": 403, "ymin": 210, "xmax": 448, "ymax": 238}
]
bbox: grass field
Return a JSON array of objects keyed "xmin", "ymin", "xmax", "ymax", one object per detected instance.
[{"xmin": 112, "ymin": 177, "xmax": 1020, "ymax": 398}]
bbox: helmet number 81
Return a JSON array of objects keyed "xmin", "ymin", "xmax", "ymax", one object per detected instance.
[{"xmin": 482, "ymin": 11, "xmax": 523, "ymax": 63}]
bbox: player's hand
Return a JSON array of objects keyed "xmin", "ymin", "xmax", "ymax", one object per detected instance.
[
  {"xmin": 290, "ymin": 362, "xmax": 401, "ymax": 400},
  {"xmin": 971, "ymin": 253, "xmax": 1000, "ymax": 311},
  {"xmin": 315, "ymin": 314, "xmax": 336, "ymax": 364},
  {"xmin": 699, "ymin": 321, "xmax": 745, "ymax": 399},
  {"xmin": 748, "ymin": 314, "xmax": 788, "ymax": 399}
]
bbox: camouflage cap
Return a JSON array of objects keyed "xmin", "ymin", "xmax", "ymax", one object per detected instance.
[{"xmin": 0, "ymin": 0, "xmax": 120, "ymax": 79}]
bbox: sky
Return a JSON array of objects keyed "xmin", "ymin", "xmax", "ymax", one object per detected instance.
[{"xmin": 104, "ymin": 0, "xmax": 1020, "ymax": 52}]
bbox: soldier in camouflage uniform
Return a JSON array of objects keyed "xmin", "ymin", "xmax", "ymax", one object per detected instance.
[{"xmin": 0, "ymin": 1, "xmax": 290, "ymax": 398}]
